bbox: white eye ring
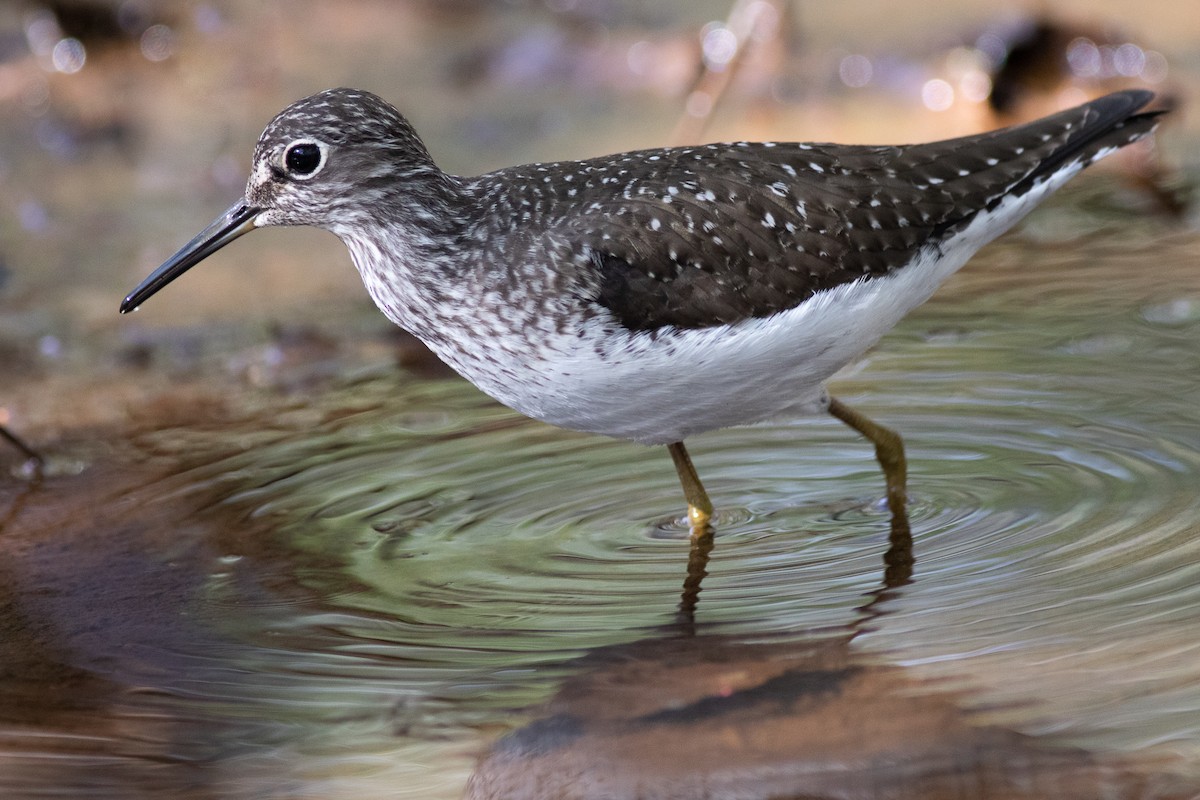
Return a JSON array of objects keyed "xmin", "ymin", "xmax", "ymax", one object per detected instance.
[{"xmin": 281, "ymin": 139, "xmax": 327, "ymax": 179}]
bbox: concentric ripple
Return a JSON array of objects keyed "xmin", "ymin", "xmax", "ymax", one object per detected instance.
[
  {"xmin": 147, "ymin": 284, "xmax": 1200, "ymax": 767},
  {"xmin": 12, "ymin": 225, "xmax": 1196, "ymax": 797},
  {"xmin": 187, "ymin": 232, "xmax": 1200, "ymax": 777}
]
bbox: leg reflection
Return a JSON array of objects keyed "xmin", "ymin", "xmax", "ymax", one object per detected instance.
[
  {"xmin": 0, "ymin": 423, "xmax": 43, "ymax": 479},
  {"xmin": 675, "ymin": 523, "xmax": 714, "ymax": 633}
]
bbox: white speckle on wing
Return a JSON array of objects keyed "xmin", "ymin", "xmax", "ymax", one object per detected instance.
[
  {"xmin": 519, "ymin": 157, "xmax": 1094, "ymax": 444},
  {"xmin": 313, "ymin": 83, "xmax": 1140, "ymax": 451}
]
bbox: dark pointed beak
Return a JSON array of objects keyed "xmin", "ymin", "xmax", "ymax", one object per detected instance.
[{"xmin": 120, "ymin": 201, "xmax": 261, "ymax": 313}]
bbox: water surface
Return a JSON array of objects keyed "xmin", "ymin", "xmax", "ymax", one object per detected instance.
[{"xmin": 2, "ymin": 192, "xmax": 1198, "ymax": 798}]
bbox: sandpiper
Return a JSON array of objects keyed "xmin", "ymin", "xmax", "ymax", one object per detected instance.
[{"xmin": 121, "ymin": 88, "xmax": 1161, "ymax": 531}]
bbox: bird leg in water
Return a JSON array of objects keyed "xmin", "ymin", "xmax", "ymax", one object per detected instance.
[
  {"xmin": 667, "ymin": 441, "xmax": 714, "ymax": 534},
  {"xmin": 827, "ymin": 397, "xmax": 908, "ymax": 517}
]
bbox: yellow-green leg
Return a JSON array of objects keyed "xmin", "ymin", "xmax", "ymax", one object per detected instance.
[
  {"xmin": 827, "ymin": 397, "xmax": 908, "ymax": 514},
  {"xmin": 667, "ymin": 441, "xmax": 713, "ymax": 534}
]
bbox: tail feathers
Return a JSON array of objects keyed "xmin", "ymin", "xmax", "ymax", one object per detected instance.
[
  {"xmin": 927, "ymin": 90, "xmax": 1166, "ymax": 238},
  {"xmin": 1020, "ymin": 89, "xmax": 1163, "ymax": 190}
]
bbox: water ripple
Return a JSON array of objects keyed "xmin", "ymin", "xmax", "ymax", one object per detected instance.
[
  {"xmin": 34, "ymin": 233, "xmax": 1199, "ymax": 793},
  {"xmin": 163, "ymin": 337, "xmax": 1200, "ymax": 758}
]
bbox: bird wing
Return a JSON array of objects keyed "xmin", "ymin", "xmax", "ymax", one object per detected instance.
[{"xmin": 551, "ymin": 90, "xmax": 1159, "ymax": 331}]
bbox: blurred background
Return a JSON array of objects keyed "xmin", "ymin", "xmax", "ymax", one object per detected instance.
[
  {"xmin": 0, "ymin": 0, "xmax": 1193, "ymax": 439},
  {"xmin": 0, "ymin": 3, "xmax": 1198, "ymax": 800}
]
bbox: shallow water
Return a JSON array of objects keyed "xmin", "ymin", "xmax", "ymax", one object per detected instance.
[
  {"xmin": 2, "ymin": 194, "xmax": 1198, "ymax": 797},
  {"xmin": 0, "ymin": 1, "xmax": 1196, "ymax": 796}
]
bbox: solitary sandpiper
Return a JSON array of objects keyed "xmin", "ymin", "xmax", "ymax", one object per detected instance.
[{"xmin": 121, "ymin": 88, "xmax": 1162, "ymax": 531}]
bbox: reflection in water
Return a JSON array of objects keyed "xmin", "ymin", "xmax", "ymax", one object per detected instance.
[
  {"xmin": 0, "ymin": 228, "xmax": 1198, "ymax": 796},
  {"xmin": 0, "ymin": 423, "xmax": 43, "ymax": 479},
  {"xmin": 465, "ymin": 634, "xmax": 1170, "ymax": 799},
  {"xmin": 675, "ymin": 526, "xmax": 714, "ymax": 632}
]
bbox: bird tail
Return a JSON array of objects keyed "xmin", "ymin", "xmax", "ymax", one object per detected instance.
[{"xmin": 1017, "ymin": 89, "xmax": 1165, "ymax": 191}]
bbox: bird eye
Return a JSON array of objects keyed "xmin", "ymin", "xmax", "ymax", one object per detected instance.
[{"xmin": 284, "ymin": 141, "xmax": 324, "ymax": 177}]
